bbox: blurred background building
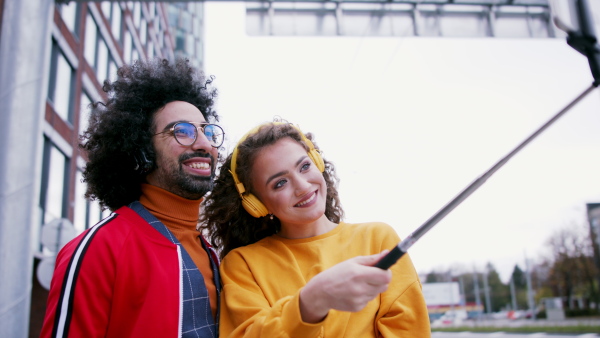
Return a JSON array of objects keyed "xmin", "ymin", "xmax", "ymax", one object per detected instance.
[
  {"xmin": 0, "ymin": 1, "xmax": 207, "ymax": 336},
  {"xmin": 0, "ymin": 0, "xmax": 597, "ymax": 337}
]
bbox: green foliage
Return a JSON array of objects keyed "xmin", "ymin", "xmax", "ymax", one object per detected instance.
[
  {"xmin": 424, "ymin": 221, "xmax": 600, "ymax": 316},
  {"xmin": 425, "ymin": 271, "xmax": 449, "ymax": 283},
  {"xmin": 565, "ymin": 308, "xmax": 600, "ymax": 317},
  {"xmin": 511, "ymin": 265, "xmax": 526, "ymax": 288}
]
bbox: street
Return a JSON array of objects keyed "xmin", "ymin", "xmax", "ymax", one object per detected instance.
[{"xmin": 433, "ymin": 332, "xmax": 599, "ymax": 338}]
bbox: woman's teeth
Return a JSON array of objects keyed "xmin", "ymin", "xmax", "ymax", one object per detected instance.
[{"xmin": 296, "ymin": 192, "xmax": 316, "ymax": 207}]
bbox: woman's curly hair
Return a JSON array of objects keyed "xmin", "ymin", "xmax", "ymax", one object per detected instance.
[
  {"xmin": 200, "ymin": 122, "xmax": 344, "ymax": 259},
  {"xmin": 80, "ymin": 58, "xmax": 219, "ymax": 211}
]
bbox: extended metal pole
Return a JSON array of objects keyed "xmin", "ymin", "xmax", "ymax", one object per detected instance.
[
  {"xmin": 376, "ymin": 0, "xmax": 600, "ymax": 270},
  {"xmin": 375, "ymin": 83, "xmax": 598, "ymax": 269}
]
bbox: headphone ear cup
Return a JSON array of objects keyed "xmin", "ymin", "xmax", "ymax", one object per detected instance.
[
  {"xmin": 241, "ymin": 194, "xmax": 269, "ymax": 218},
  {"xmin": 308, "ymin": 149, "xmax": 325, "ymax": 172},
  {"xmin": 133, "ymin": 150, "xmax": 153, "ymax": 174}
]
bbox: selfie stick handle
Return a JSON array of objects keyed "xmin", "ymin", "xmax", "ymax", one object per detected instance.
[
  {"xmin": 375, "ymin": 83, "xmax": 598, "ymax": 270},
  {"xmin": 562, "ymin": 0, "xmax": 600, "ymax": 87}
]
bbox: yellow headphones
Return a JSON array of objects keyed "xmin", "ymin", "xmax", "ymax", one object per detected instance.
[{"xmin": 229, "ymin": 122, "xmax": 325, "ymax": 218}]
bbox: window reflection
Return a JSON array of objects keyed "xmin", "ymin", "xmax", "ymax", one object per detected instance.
[
  {"xmin": 78, "ymin": 92, "xmax": 92, "ymax": 137},
  {"xmin": 140, "ymin": 19, "xmax": 147, "ymax": 45},
  {"xmin": 48, "ymin": 42, "xmax": 74, "ymax": 123},
  {"xmin": 147, "ymin": 40, "xmax": 154, "ymax": 59},
  {"xmin": 111, "ymin": 3, "xmax": 122, "ymax": 42},
  {"xmin": 124, "ymin": 31, "xmax": 132, "ymax": 64},
  {"xmin": 74, "ymin": 170, "xmax": 108, "ymax": 232},
  {"xmin": 97, "ymin": 38, "xmax": 108, "ymax": 82},
  {"xmin": 74, "ymin": 170, "xmax": 87, "ymax": 233},
  {"xmin": 54, "ymin": 53, "xmax": 73, "ymax": 122},
  {"xmin": 101, "ymin": 1, "xmax": 111, "ymax": 18},
  {"xmin": 84, "ymin": 13, "xmax": 97, "ymax": 66},
  {"xmin": 88, "ymin": 198, "xmax": 104, "ymax": 227},
  {"xmin": 41, "ymin": 140, "xmax": 68, "ymax": 225},
  {"xmin": 133, "ymin": 2, "xmax": 141, "ymax": 27},
  {"xmin": 59, "ymin": 2, "xmax": 79, "ymax": 36},
  {"xmin": 108, "ymin": 60, "xmax": 118, "ymax": 82}
]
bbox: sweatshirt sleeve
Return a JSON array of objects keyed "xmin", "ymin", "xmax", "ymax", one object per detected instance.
[
  {"xmin": 219, "ymin": 250, "xmax": 325, "ymax": 338},
  {"xmin": 376, "ymin": 267, "xmax": 431, "ymax": 337},
  {"xmin": 374, "ymin": 224, "xmax": 431, "ymax": 337}
]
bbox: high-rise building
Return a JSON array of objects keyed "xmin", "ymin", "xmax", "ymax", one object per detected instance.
[{"xmin": 0, "ymin": 1, "xmax": 206, "ymax": 336}]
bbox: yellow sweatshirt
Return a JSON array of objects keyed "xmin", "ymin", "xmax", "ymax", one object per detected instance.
[{"xmin": 219, "ymin": 222, "xmax": 431, "ymax": 337}]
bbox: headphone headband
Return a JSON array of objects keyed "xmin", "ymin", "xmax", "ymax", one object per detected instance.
[{"xmin": 229, "ymin": 122, "xmax": 325, "ymax": 218}]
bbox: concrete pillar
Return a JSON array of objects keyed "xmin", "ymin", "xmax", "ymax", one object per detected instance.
[{"xmin": 0, "ymin": 0, "xmax": 54, "ymax": 336}]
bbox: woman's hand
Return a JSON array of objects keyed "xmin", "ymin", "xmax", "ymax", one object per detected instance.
[{"xmin": 299, "ymin": 251, "xmax": 392, "ymax": 323}]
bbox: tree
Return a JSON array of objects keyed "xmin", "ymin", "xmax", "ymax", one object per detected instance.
[
  {"xmin": 485, "ymin": 263, "xmax": 511, "ymax": 312},
  {"xmin": 510, "ymin": 264, "xmax": 529, "ymax": 309},
  {"xmin": 545, "ymin": 222, "xmax": 599, "ymax": 313},
  {"xmin": 425, "ymin": 270, "xmax": 450, "ymax": 283}
]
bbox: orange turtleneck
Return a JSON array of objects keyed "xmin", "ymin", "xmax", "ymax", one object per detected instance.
[{"xmin": 139, "ymin": 184, "xmax": 217, "ymax": 320}]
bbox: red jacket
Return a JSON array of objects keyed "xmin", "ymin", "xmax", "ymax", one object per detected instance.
[{"xmin": 41, "ymin": 206, "xmax": 206, "ymax": 337}]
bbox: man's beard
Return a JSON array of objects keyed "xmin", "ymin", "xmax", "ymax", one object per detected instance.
[
  {"xmin": 158, "ymin": 153, "xmax": 216, "ymax": 200},
  {"xmin": 173, "ymin": 171, "xmax": 214, "ymax": 200}
]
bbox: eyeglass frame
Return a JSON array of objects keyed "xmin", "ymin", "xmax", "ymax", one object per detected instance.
[{"xmin": 154, "ymin": 121, "xmax": 225, "ymax": 148}]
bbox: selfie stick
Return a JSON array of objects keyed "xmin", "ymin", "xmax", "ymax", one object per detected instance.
[{"xmin": 375, "ymin": 0, "xmax": 600, "ymax": 270}]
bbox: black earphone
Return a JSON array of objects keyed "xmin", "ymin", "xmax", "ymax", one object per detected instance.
[{"xmin": 133, "ymin": 150, "xmax": 153, "ymax": 175}]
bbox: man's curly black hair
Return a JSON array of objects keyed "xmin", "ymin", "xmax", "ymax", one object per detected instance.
[{"xmin": 80, "ymin": 58, "xmax": 219, "ymax": 211}]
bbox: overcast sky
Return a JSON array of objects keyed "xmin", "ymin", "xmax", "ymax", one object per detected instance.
[{"xmin": 203, "ymin": 2, "xmax": 600, "ymax": 282}]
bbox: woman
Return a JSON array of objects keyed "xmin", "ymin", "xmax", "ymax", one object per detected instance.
[{"xmin": 201, "ymin": 121, "xmax": 430, "ymax": 337}]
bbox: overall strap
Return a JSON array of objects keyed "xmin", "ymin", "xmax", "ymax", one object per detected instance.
[
  {"xmin": 129, "ymin": 201, "xmax": 217, "ymax": 338},
  {"xmin": 199, "ymin": 235, "xmax": 221, "ymax": 327}
]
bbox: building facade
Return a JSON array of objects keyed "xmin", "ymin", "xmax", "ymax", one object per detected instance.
[{"xmin": 0, "ymin": 1, "xmax": 206, "ymax": 336}]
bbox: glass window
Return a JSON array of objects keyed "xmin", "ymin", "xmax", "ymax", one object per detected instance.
[
  {"xmin": 84, "ymin": 14, "xmax": 98, "ymax": 67},
  {"xmin": 158, "ymin": 31, "xmax": 164, "ymax": 50},
  {"xmin": 48, "ymin": 42, "xmax": 74, "ymax": 123},
  {"xmin": 124, "ymin": 30, "xmax": 132, "ymax": 64},
  {"xmin": 96, "ymin": 38, "xmax": 109, "ymax": 82},
  {"xmin": 168, "ymin": 6, "xmax": 179, "ymax": 27},
  {"xmin": 111, "ymin": 3, "xmax": 123, "ymax": 42},
  {"xmin": 88, "ymin": 199, "xmax": 103, "ymax": 227},
  {"xmin": 40, "ymin": 140, "xmax": 68, "ymax": 226},
  {"xmin": 196, "ymin": 40, "xmax": 203, "ymax": 61},
  {"xmin": 148, "ymin": 2, "xmax": 156, "ymax": 17},
  {"xmin": 108, "ymin": 59, "xmax": 118, "ymax": 82},
  {"xmin": 140, "ymin": 19, "xmax": 147, "ymax": 44},
  {"xmin": 193, "ymin": 17, "xmax": 201, "ymax": 37},
  {"xmin": 55, "ymin": 53, "xmax": 74, "ymax": 122},
  {"xmin": 147, "ymin": 41, "xmax": 154, "ymax": 59},
  {"xmin": 73, "ymin": 170, "xmax": 88, "ymax": 233},
  {"xmin": 101, "ymin": 1, "xmax": 111, "ymax": 19},
  {"xmin": 59, "ymin": 2, "xmax": 79, "ymax": 35},
  {"xmin": 133, "ymin": 2, "xmax": 141, "ymax": 27},
  {"xmin": 155, "ymin": 16, "xmax": 161, "ymax": 33},
  {"xmin": 176, "ymin": 31, "xmax": 185, "ymax": 51},
  {"xmin": 186, "ymin": 35, "xmax": 194, "ymax": 55},
  {"xmin": 73, "ymin": 170, "xmax": 109, "ymax": 231},
  {"xmin": 181, "ymin": 11, "xmax": 192, "ymax": 32},
  {"xmin": 78, "ymin": 92, "xmax": 92, "ymax": 137}
]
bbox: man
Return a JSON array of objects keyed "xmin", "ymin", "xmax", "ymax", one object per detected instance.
[{"xmin": 41, "ymin": 58, "xmax": 223, "ymax": 338}]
